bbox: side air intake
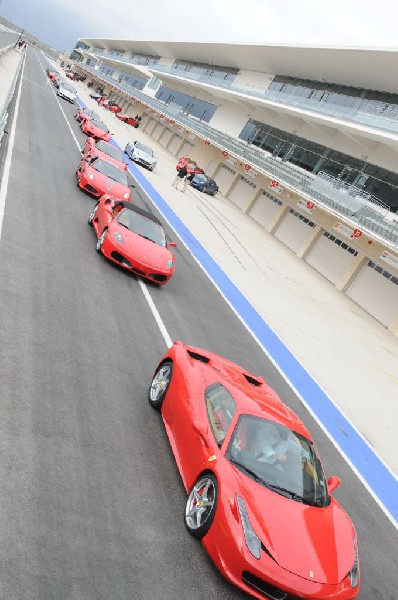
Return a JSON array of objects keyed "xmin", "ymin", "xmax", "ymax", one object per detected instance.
[{"xmin": 187, "ymin": 350, "xmax": 210, "ymax": 363}]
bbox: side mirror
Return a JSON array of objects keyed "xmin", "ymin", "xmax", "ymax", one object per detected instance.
[
  {"xmin": 327, "ymin": 475, "xmax": 341, "ymax": 494},
  {"xmin": 168, "ymin": 241, "xmax": 177, "ymax": 248}
]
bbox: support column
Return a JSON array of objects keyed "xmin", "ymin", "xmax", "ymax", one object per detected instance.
[{"xmin": 336, "ymin": 255, "xmax": 367, "ymax": 292}]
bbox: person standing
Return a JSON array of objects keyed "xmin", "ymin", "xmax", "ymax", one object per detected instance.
[
  {"xmin": 172, "ymin": 165, "xmax": 188, "ymax": 190},
  {"xmin": 181, "ymin": 170, "xmax": 196, "ymax": 193}
]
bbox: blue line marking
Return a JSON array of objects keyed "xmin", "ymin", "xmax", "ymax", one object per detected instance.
[{"xmin": 76, "ymin": 97, "xmax": 398, "ymax": 524}]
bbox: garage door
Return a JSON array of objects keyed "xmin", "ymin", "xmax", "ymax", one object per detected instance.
[
  {"xmin": 179, "ymin": 139, "xmax": 195, "ymax": 158},
  {"xmin": 144, "ymin": 118, "xmax": 156, "ymax": 135},
  {"xmin": 274, "ymin": 208, "xmax": 317, "ymax": 253},
  {"xmin": 249, "ymin": 190, "xmax": 284, "ymax": 229},
  {"xmin": 160, "ymin": 127, "xmax": 173, "ymax": 148},
  {"xmin": 216, "ymin": 163, "xmax": 237, "ymax": 195},
  {"xmin": 152, "ymin": 122, "xmax": 164, "ymax": 141},
  {"xmin": 346, "ymin": 260, "xmax": 398, "ymax": 326},
  {"xmin": 228, "ymin": 175, "xmax": 257, "ymax": 209},
  {"xmin": 168, "ymin": 133, "xmax": 184, "ymax": 156},
  {"xmin": 305, "ymin": 231, "xmax": 359, "ymax": 284}
]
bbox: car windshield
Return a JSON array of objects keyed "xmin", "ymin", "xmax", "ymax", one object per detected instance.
[
  {"xmin": 116, "ymin": 210, "xmax": 166, "ymax": 246},
  {"xmin": 61, "ymin": 83, "xmax": 76, "ymax": 93},
  {"xmin": 135, "ymin": 142, "xmax": 153, "ymax": 156},
  {"xmin": 90, "ymin": 120, "xmax": 108, "ymax": 132},
  {"xmin": 96, "ymin": 141, "xmax": 123, "ymax": 162},
  {"xmin": 227, "ymin": 415, "xmax": 329, "ymax": 506},
  {"xmin": 194, "ymin": 175, "xmax": 207, "ymax": 183},
  {"xmin": 91, "ymin": 160, "xmax": 128, "ymax": 185}
]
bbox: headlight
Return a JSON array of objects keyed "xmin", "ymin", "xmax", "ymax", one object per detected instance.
[
  {"xmin": 88, "ymin": 173, "xmax": 94, "ymax": 180},
  {"xmin": 166, "ymin": 259, "xmax": 173, "ymax": 269},
  {"xmin": 113, "ymin": 232, "xmax": 123, "ymax": 245},
  {"xmin": 236, "ymin": 496, "xmax": 261, "ymax": 559},
  {"xmin": 123, "ymin": 191, "xmax": 131, "ymax": 199},
  {"xmin": 349, "ymin": 535, "xmax": 359, "ymax": 587}
]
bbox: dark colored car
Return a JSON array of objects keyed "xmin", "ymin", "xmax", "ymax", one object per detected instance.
[{"xmin": 190, "ymin": 174, "xmax": 219, "ymax": 196}]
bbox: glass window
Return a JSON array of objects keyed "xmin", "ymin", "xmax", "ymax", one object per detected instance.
[
  {"xmin": 205, "ymin": 383, "xmax": 236, "ymax": 447},
  {"xmin": 227, "ymin": 415, "xmax": 329, "ymax": 506}
]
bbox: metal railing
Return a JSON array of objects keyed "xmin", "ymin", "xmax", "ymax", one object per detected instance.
[
  {"xmin": 74, "ymin": 63, "xmax": 398, "ymax": 248},
  {"xmin": 0, "ymin": 42, "xmax": 24, "ymax": 149},
  {"xmin": 0, "ymin": 31, "xmax": 20, "ymax": 56}
]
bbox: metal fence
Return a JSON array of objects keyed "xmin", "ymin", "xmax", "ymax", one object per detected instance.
[{"xmin": 0, "ymin": 40, "xmax": 24, "ymax": 149}]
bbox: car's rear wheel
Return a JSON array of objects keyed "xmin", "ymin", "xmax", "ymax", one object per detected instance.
[
  {"xmin": 96, "ymin": 228, "xmax": 107, "ymax": 253},
  {"xmin": 88, "ymin": 202, "xmax": 99, "ymax": 226},
  {"xmin": 185, "ymin": 474, "xmax": 218, "ymax": 539},
  {"xmin": 148, "ymin": 360, "xmax": 173, "ymax": 410}
]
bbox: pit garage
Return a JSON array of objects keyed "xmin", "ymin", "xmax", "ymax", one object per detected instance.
[
  {"xmin": 346, "ymin": 260, "xmax": 398, "ymax": 326},
  {"xmin": 216, "ymin": 163, "xmax": 237, "ymax": 195},
  {"xmin": 152, "ymin": 121, "xmax": 164, "ymax": 141},
  {"xmin": 274, "ymin": 208, "xmax": 317, "ymax": 253},
  {"xmin": 159, "ymin": 127, "xmax": 174, "ymax": 148},
  {"xmin": 248, "ymin": 190, "xmax": 284, "ymax": 229},
  {"xmin": 168, "ymin": 133, "xmax": 184, "ymax": 156},
  {"xmin": 305, "ymin": 231, "xmax": 359, "ymax": 284},
  {"xmin": 143, "ymin": 117, "xmax": 156, "ymax": 135},
  {"xmin": 179, "ymin": 138, "xmax": 195, "ymax": 158},
  {"xmin": 228, "ymin": 175, "xmax": 257, "ymax": 210}
]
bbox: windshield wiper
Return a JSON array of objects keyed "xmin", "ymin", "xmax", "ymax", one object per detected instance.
[
  {"xmin": 265, "ymin": 483, "xmax": 304, "ymax": 502},
  {"xmin": 230, "ymin": 458, "xmax": 268, "ymax": 486},
  {"xmin": 137, "ymin": 234, "xmax": 154, "ymax": 243}
]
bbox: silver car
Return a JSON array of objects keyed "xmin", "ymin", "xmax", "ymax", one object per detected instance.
[
  {"xmin": 57, "ymin": 82, "xmax": 77, "ymax": 103},
  {"xmin": 124, "ymin": 141, "xmax": 157, "ymax": 171}
]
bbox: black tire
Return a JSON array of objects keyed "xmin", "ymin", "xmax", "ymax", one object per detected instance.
[
  {"xmin": 148, "ymin": 360, "xmax": 173, "ymax": 410},
  {"xmin": 96, "ymin": 228, "xmax": 107, "ymax": 253},
  {"xmin": 88, "ymin": 202, "xmax": 99, "ymax": 226},
  {"xmin": 185, "ymin": 474, "xmax": 218, "ymax": 539}
]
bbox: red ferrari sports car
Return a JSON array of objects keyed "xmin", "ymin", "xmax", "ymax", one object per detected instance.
[
  {"xmin": 108, "ymin": 100, "xmax": 122, "ymax": 113},
  {"xmin": 80, "ymin": 116, "xmax": 112, "ymax": 142},
  {"xmin": 176, "ymin": 156, "xmax": 204, "ymax": 175},
  {"xmin": 65, "ymin": 71, "xmax": 76, "ymax": 80},
  {"xmin": 82, "ymin": 138, "xmax": 127, "ymax": 170},
  {"xmin": 77, "ymin": 156, "xmax": 132, "ymax": 200},
  {"xmin": 89, "ymin": 197, "xmax": 177, "ymax": 284},
  {"xmin": 75, "ymin": 106, "xmax": 100, "ymax": 123},
  {"xmin": 148, "ymin": 342, "xmax": 360, "ymax": 600},
  {"xmin": 115, "ymin": 112, "xmax": 139, "ymax": 127}
]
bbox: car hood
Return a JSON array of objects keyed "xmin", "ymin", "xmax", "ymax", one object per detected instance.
[
  {"xmin": 234, "ymin": 471, "xmax": 355, "ymax": 584},
  {"xmin": 134, "ymin": 149, "xmax": 156, "ymax": 163},
  {"xmin": 111, "ymin": 223, "xmax": 171, "ymax": 267},
  {"xmin": 59, "ymin": 87, "xmax": 75, "ymax": 98},
  {"xmin": 91, "ymin": 171, "xmax": 129, "ymax": 197}
]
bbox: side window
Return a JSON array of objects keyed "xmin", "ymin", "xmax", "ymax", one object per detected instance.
[{"xmin": 205, "ymin": 383, "xmax": 236, "ymax": 447}]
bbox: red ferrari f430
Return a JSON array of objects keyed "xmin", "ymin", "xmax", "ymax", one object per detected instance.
[{"xmin": 89, "ymin": 197, "xmax": 176, "ymax": 285}]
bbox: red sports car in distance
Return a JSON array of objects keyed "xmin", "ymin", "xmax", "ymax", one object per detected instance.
[
  {"xmin": 115, "ymin": 112, "xmax": 139, "ymax": 127},
  {"xmin": 65, "ymin": 71, "xmax": 75, "ymax": 80},
  {"xmin": 176, "ymin": 156, "xmax": 204, "ymax": 175},
  {"xmin": 89, "ymin": 198, "xmax": 176, "ymax": 285},
  {"xmin": 108, "ymin": 100, "xmax": 122, "ymax": 113},
  {"xmin": 82, "ymin": 138, "xmax": 127, "ymax": 170},
  {"xmin": 75, "ymin": 106, "xmax": 100, "ymax": 123},
  {"xmin": 148, "ymin": 342, "xmax": 360, "ymax": 600},
  {"xmin": 80, "ymin": 117, "xmax": 112, "ymax": 142},
  {"xmin": 77, "ymin": 157, "xmax": 132, "ymax": 200}
]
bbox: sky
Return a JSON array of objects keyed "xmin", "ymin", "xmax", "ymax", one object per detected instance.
[{"xmin": 1, "ymin": 0, "xmax": 398, "ymax": 52}]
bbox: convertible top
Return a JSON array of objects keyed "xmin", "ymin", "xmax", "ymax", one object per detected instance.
[{"xmin": 114, "ymin": 201, "xmax": 162, "ymax": 226}]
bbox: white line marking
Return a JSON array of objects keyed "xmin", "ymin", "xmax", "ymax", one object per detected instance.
[
  {"xmin": 138, "ymin": 279, "xmax": 173, "ymax": 348},
  {"xmin": 0, "ymin": 55, "xmax": 26, "ymax": 239}
]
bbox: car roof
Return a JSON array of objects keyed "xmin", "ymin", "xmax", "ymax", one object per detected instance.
[
  {"xmin": 115, "ymin": 202, "xmax": 163, "ymax": 226},
  {"xmin": 182, "ymin": 343, "xmax": 309, "ymax": 436}
]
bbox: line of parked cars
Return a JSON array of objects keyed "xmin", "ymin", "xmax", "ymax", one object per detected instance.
[
  {"xmin": 75, "ymin": 103, "xmax": 176, "ymax": 285},
  {"xmin": 50, "ymin": 70, "xmax": 360, "ymax": 600},
  {"xmin": 46, "ymin": 68, "xmax": 77, "ymax": 103}
]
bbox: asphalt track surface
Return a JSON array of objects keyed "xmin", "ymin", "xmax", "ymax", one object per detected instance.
[{"xmin": 0, "ymin": 48, "xmax": 396, "ymax": 599}]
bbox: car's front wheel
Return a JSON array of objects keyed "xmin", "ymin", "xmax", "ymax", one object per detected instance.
[
  {"xmin": 148, "ymin": 360, "xmax": 173, "ymax": 410},
  {"xmin": 96, "ymin": 228, "xmax": 107, "ymax": 253},
  {"xmin": 88, "ymin": 202, "xmax": 99, "ymax": 226},
  {"xmin": 185, "ymin": 474, "xmax": 218, "ymax": 539}
]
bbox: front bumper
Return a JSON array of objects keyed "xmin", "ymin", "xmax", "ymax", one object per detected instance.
[{"xmin": 100, "ymin": 235, "xmax": 173, "ymax": 284}]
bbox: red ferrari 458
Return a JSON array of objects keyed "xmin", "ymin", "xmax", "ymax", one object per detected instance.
[
  {"xmin": 108, "ymin": 100, "xmax": 122, "ymax": 113},
  {"xmin": 82, "ymin": 138, "xmax": 127, "ymax": 170},
  {"xmin": 80, "ymin": 116, "xmax": 112, "ymax": 142},
  {"xmin": 148, "ymin": 342, "xmax": 360, "ymax": 600},
  {"xmin": 77, "ymin": 157, "xmax": 132, "ymax": 200},
  {"xmin": 89, "ymin": 197, "xmax": 176, "ymax": 285},
  {"xmin": 75, "ymin": 106, "xmax": 100, "ymax": 123}
]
